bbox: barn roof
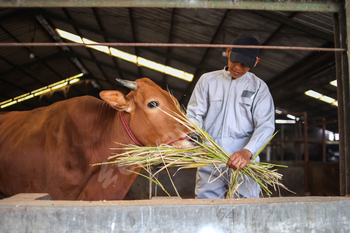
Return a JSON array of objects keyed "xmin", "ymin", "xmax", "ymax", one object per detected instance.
[{"xmin": 0, "ymin": 1, "xmax": 343, "ymax": 133}]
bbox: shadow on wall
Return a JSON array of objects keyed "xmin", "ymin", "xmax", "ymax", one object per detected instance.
[
  {"xmin": 125, "ymin": 167, "xmax": 197, "ymax": 200},
  {"xmin": 266, "ymin": 161, "xmax": 340, "ymax": 197}
]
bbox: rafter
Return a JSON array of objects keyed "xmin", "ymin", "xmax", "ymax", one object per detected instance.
[
  {"xmin": 61, "ymin": 8, "xmax": 116, "ymax": 88},
  {"xmin": 180, "ymin": 9, "xmax": 230, "ymax": 105},
  {"xmin": 273, "ymin": 65, "xmax": 336, "ymax": 105},
  {"xmin": 252, "ymin": 11, "xmax": 334, "ymax": 42},
  {"xmin": 0, "ymin": 55, "xmax": 53, "ymax": 105},
  {"xmin": 0, "ymin": 52, "xmax": 63, "ymax": 77},
  {"xmin": 268, "ymin": 43, "xmax": 335, "ymax": 90},
  {"xmin": 161, "ymin": 8, "xmax": 176, "ymax": 89},
  {"xmin": 34, "ymin": 13, "xmax": 103, "ymax": 91},
  {"xmin": 37, "ymin": 9, "xmax": 211, "ymax": 73},
  {"xmin": 259, "ymin": 12, "xmax": 298, "ymax": 58},
  {"xmin": 92, "ymin": 8, "xmax": 125, "ymax": 81},
  {"xmin": 66, "ymin": 50, "xmax": 186, "ymax": 94},
  {"xmin": 0, "ymin": 23, "xmax": 84, "ymax": 97},
  {"xmin": 128, "ymin": 8, "xmax": 142, "ymax": 79}
]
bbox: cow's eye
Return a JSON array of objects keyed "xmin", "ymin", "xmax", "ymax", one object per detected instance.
[{"xmin": 147, "ymin": 101, "xmax": 159, "ymax": 108}]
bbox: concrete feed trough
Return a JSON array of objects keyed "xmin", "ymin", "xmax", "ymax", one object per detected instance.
[{"xmin": 0, "ymin": 194, "xmax": 349, "ymax": 232}]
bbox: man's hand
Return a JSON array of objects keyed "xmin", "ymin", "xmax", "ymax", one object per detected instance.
[{"xmin": 226, "ymin": 149, "xmax": 252, "ymax": 170}]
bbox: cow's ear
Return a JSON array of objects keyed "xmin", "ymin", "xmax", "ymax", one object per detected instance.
[{"xmin": 99, "ymin": 91, "xmax": 132, "ymax": 112}]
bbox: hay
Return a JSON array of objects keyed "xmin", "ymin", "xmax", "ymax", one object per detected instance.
[{"xmin": 93, "ymin": 104, "xmax": 294, "ymax": 198}]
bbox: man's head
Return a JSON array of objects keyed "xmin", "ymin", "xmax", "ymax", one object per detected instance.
[{"xmin": 226, "ymin": 34, "xmax": 260, "ymax": 79}]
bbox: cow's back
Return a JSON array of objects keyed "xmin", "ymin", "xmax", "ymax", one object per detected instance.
[{"xmin": 0, "ymin": 96, "xmax": 118, "ymax": 199}]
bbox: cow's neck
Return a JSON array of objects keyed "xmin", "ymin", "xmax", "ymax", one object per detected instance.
[
  {"xmin": 119, "ymin": 111, "xmax": 143, "ymax": 146},
  {"xmin": 87, "ymin": 102, "xmax": 135, "ymax": 163}
]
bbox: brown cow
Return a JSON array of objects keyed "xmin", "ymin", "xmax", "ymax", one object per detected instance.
[{"xmin": 0, "ymin": 78, "xmax": 196, "ymax": 200}]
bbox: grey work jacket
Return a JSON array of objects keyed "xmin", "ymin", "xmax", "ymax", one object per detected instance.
[{"xmin": 187, "ymin": 67, "xmax": 275, "ymax": 160}]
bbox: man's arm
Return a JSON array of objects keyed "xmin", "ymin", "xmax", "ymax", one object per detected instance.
[
  {"xmin": 244, "ymin": 82, "xmax": 275, "ymax": 157},
  {"xmin": 186, "ymin": 76, "xmax": 209, "ymax": 128},
  {"xmin": 228, "ymin": 82, "xmax": 275, "ymax": 170}
]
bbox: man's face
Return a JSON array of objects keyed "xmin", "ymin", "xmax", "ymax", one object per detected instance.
[{"xmin": 226, "ymin": 48, "xmax": 259, "ymax": 79}]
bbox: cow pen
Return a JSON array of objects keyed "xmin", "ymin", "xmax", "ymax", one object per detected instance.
[{"xmin": 1, "ymin": 0, "xmax": 350, "ymax": 232}]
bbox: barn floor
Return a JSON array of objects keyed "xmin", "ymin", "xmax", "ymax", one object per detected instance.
[{"xmin": 0, "ymin": 193, "xmax": 349, "ymax": 232}]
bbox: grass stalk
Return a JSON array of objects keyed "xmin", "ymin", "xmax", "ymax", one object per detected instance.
[{"xmin": 92, "ymin": 105, "xmax": 294, "ymax": 198}]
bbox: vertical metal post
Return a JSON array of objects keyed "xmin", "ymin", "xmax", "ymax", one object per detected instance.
[
  {"xmin": 303, "ymin": 112, "xmax": 308, "ymax": 193},
  {"xmin": 266, "ymin": 145, "xmax": 271, "ymax": 162},
  {"xmin": 344, "ymin": 2, "xmax": 350, "ymax": 196},
  {"xmin": 297, "ymin": 119, "xmax": 302, "ymax": 161},
  {"xmin": 322, "ymin": 118, "xmax": 326, "ymax": 163},
  {"xmin": 334, "ymin": 11, "xmax": 345, "ymax": 196},
  {"xmin": 334, "ymin": 3, "xmax": 350, "ymax": 196},
  {"xmin": 281, "ymin": 124, "xmax": 284, "ymax": 161}
]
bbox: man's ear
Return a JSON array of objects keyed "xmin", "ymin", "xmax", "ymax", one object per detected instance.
[
  {"xmin": 226, "ymin": 48, "xmax": 231, "ymax": 58},
  {"xmin": 99, "ymin": 91, "xmax": 132, "ymax": 112}
]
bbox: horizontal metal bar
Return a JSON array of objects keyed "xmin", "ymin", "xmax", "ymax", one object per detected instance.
[
  {"xmin": 0, "ymin": 42, "xmax": 345, "ymax": 52},
  {"xmin": 0, "ymin": 0, "xmax": 340, "ymax": 12}
]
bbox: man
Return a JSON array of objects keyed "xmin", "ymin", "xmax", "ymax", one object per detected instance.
[{"xmin": 187, "ymin": 34, "xmax": 275, "ymax": 198}]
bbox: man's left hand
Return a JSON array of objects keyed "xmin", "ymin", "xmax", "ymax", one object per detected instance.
[{"xmin": 226, "ymin": 149, "xmax": 252, "ymax": 170}]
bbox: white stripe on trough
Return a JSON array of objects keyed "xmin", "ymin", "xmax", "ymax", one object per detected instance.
[{"xmin": 0, "ymin": 194, "xmax": 349, "ymax": 233}]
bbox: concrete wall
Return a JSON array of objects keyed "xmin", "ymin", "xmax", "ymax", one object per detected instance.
[{"xmin": 1, "ymin": 194, "xmax": 349, "ymax": 233}]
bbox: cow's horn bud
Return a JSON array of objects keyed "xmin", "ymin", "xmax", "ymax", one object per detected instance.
[{"xmin": 115, "ymin": 78, "xmax": 138, "ymax": 90}]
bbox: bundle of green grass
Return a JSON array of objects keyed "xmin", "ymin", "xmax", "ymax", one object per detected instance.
[{"xmin": 94, "ymin": 105, "xmax": 293, "ymax": 199}]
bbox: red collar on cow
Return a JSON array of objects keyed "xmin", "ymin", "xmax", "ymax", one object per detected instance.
[
  {"xmin": 119, "ymin": 111, "xmax": 190, "ymax": 147},
  {"xmin": 120, "ymin": 111, "xmax": 143, "ymax": 146}
]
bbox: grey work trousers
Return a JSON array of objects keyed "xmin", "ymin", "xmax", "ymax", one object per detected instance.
[{"xmin": 195, "ymin": 166, "xmax": 260, "ymax": 199}]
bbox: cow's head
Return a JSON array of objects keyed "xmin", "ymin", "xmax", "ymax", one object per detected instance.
[{"xmin": 100, "ymin": 78, "xmax": 198, "ymax": 148}]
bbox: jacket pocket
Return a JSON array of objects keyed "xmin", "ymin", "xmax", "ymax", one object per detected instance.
[
  {"xmin": 239, "ymin": 97, "xmax": 253, "ymax": 107},
  {"xmin": 208, "ymin": 99, "xmax": 223, "ymax": 113}
]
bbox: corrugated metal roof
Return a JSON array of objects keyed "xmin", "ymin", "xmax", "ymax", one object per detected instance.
[{"xmin": 0, "ymin": 7, "xmax": 339, "ymax": 132}]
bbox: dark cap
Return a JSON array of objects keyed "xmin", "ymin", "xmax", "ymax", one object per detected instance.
[{"xmin": 229, "ymin": 34, "xmax": 260, "ymax": 69}]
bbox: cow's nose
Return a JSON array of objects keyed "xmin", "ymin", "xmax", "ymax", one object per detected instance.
[{"xmin": 187, "ymin": 132, "xmax": 202, "ymax": 145}]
